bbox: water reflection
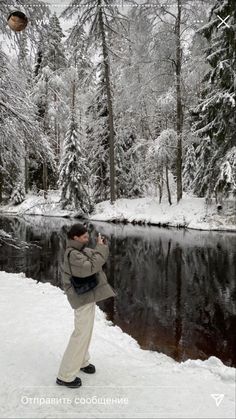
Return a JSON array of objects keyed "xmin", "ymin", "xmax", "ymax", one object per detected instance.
[{"xmin": 0, "ymin": 215, "xmax": 235, "ymax": 367}]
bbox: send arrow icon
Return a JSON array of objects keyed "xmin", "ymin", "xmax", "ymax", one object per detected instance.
[{"xmin": 211, "ymin": 394, "xmax": 225, "ymax": 406}]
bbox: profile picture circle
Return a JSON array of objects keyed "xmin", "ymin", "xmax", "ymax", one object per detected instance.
[{"xmin": 7, "ymin": 10, "xmax": 28, "ymax": 32}]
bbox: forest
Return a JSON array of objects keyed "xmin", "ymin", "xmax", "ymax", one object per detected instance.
[{"xmin": 0, "ymin": 0, "xmax": 235, "ymax": 215}]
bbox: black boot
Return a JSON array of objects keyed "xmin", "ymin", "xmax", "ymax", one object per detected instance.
[
  {"xmin": 56, "ymin": 377, "xmax": 82, "ymax": 388},
  {"xmin": 80, "ymin": 363, "xmax": 96, "ymax": 374}
]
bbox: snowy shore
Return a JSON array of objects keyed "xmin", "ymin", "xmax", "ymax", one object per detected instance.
[
  {"xmin": 0, "ymin": 270, "xmax": 235, "ymax": 418},
  {"xmin": 89, "ymin": 195, "xmax": 236, "ymax": 232},
  {"xmin": 0, "ymin": 191, "xmax": 235, "ymax": 232}
]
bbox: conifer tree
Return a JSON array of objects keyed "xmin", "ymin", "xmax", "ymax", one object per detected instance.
[
  {"xmin": 85, "ymin": 63, "xmax": 110, "ymax": 203},
  {"xmin": 42, "ymin": 13, "xmax": 66, "ymax": 71},
  {"xmin": 191, "ymin": 0, "xmax": 236, "ymax": 198},
  {"xmin": 59, "ymin": 109, "xmax": 93, "ymax": 214},
  {"xmin": 183, "ymin": 145, "xmax": 197, "ymax": 192},
  {"xmin": 32, "ymin": 16, "xmax": 67, "ymax": 193},
  {"xmin": 60, "ymin": 0, "xmax": 126, "ymax": 204},
  {"xmin": 192, "ymin": 137, "xmax": 214, "ymax": 197}
]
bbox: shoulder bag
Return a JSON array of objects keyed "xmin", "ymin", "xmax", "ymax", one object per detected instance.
[{"xmin": 67, "ymin": 249, "xmax": 98, "ymax": 295}]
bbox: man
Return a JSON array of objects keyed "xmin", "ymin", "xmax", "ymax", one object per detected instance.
[{"xmin": 56, "ymin": 223, "xmax": 117, "ymax": 388}]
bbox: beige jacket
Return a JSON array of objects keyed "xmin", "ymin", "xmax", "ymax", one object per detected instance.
[{"xmin": 61, "ymin": 238, "xmax": 117, "ymax": 309}]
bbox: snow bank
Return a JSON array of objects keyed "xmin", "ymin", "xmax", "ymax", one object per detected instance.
[
  {"xmin": 90, "ymin": 195, "xmax": 236, "ymax": 231},
  {"xmin": 0, "ymin": 191, "xmax": 74, "ymax": 218},
  {"xmin": 0, "ymin": 271, "xmax": 235, "ymax": 418},
  {"xmin": 1, "ymin": 191, "xmax": 235, "ymax": 231}
]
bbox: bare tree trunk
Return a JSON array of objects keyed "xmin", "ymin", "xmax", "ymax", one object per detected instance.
[
  {"xmin": 53, "ymin": 48, "xmax": 60, "ymax": 162},
  {"xmin": 54, "ymin": 92, "xmax": 59, "ymax": 161},
  {"xmin": 25, "ymin": 155, "xmax": 29, "ymax": 194},
  {"xmin": 175, "ymin": 0, "xmax": 183, "ymax": 203},
  {"xmin": 43, "ymin": 74, "xmax": 48, "ymax": 199},
  {"xmin": 158, "ymin": 182, "xmax": 162, "ymax": 204},
  {"xmin": 98, "ymin": 0, "xmax": 116, "ymax": 204},
  {"xmin": 166, "ymin": 164, "xmax": 172, "ymax": 205},
  {"xmin": 43, "ymin": 163, "xmax": 48, "ymax": 199},
  {"xmin": 158, "ymin": 167, "xmax": 164, "ymax": 204},
  {"xmin": 137, "ymin": 69, "xmax": 146, "ymax": 138},
  {"xmin": 71, "ymin": 76, "xmax": 76, "ymax": 111},
  {"xmin": 0, "ymin": 168, "xmax": 2, "ymax": 203}
]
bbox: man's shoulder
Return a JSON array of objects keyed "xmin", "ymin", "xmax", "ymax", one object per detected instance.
[{"xmin": 65, "ymin": 246, "xmax": 94, "ymax": 255}]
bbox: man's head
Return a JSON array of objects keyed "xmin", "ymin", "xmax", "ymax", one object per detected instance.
[{"xmin": 67, "ymin": 223, "xmax": 89, "ymax": 244}]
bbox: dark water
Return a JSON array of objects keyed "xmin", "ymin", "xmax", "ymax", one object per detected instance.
[{"xmin": 0, "ymin": 215, "xmax": 236, "ymax": 368}]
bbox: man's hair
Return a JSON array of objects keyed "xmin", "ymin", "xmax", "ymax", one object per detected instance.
[{"xmin": 67, "ymin": 223, "xmax": 88, "ymax": 239}]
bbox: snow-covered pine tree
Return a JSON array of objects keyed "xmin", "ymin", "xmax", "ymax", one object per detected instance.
[
  {"xmin": 191, "ymin": 0, "xmax": 236, "ymax": 198},
  {"xmin": 10, "ymin": 180, "xmax": 25, "ymax": 205},
  {"xmin": 192, "ymin": 136, "xmax": 214, "ymax": 197},
  {"xmin": 41, "ymin": 13, "xmax": 66, "ymax": 71},
  {"xmin": 31, "ymin": 65, "xmax": 57, "ymax": 194},
  {"xmin": 115, "ymin": 123, "xmax": 145, "ymax": 199},
  {"xmin": 60, "ymin": 0, "xmax": 127, "ymax": 204},
  {"xmin": 182, "ymin": 145, "xmax": 197, "ymax": 192},
  {"xmin": 31, "ymin": 15, "xmax": 67, "ymax": 196},
  {"xmin": 85, "ymin": 61, "xmax": 110, "ymax": 203},
  {"xmin": 17, "ymin": 31, "xmax": 35, "ymax": 194},
  {"xmin": 0, "ymin": 45, "xmax": 55, "ymax": 203},
  {"xmin": 0, "ymin": 0, "xmax": 55, "ymax": 204},
  {"xmin": 33, "ymin": 14, "xmax": 67, "ymax": 160},
  {"xmin": 214, "ymin": 146, "xmax": 236, "ymax": 200},
  {"xmin": 59, "ymin": 108, "xmax": 93, "ymax": 214}
]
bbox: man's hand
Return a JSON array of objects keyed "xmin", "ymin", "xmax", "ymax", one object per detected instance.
[
  {"xmin": 97, "ymin": 233, "xmax": 106, "ymax": 245},
  {"xmin": 101, "ymin": 236, "xmax": 107, "ymax": 245}
]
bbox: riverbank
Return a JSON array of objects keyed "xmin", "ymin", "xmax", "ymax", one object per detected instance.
[
  {"xmin": 89, "ymin": 195, "xmax": 236, "ymax": 231},
  {"xmin": 0, "ymin": 270, "xmax": 235, "ymax": 418},
  {"xmin": 0, "ymin": 191, "xmax": 235, "ymax": 231}
]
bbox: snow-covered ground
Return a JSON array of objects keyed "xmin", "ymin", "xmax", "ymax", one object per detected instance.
[
  {"xmin": 90, "ymin": 195, "xmax": 236, "ymax": 231},
  {"xmin": 1, "ymin": 191, "xmax": 235, "ymax": 232},
  {"xmin": 0, "ymin": 271, "xmax": 235, "ymax": 418},
  {"xmin": 0, "ymin": 191, "xmax": 74, "ymax": 218}
]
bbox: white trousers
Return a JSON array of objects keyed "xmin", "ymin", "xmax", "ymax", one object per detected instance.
[{"xmin": 57, "ymin": 301, "xmax": 96, "ymax": 382}]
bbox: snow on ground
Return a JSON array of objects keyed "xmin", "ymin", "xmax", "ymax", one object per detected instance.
[
  {"xmin": 0, "ymin": 190, "xmax": 235, "ymax": 231},
  {"xmin": 89, "ymin": 195, "xmax": 236, "ymax": 231},
  {"xmin": 0, "ymin": 271, "xmax": 235, "ymax": 418},
  {"xmin": 0, "ymin": 191, "xmax": 74, "ymax": 218}
]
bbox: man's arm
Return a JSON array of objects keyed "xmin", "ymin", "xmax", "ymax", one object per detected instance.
[{"xmin": 68, "ymin": 243, "xmax": 109, "ymax": 277}]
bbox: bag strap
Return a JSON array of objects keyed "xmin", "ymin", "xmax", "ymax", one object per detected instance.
[
  {"xmin": 67, "ymin": 249, "xmax": 75, "ymax": 276},
  {"xmin": 67, "ymin": 247, "xmax": 90, "ymax": 276}
]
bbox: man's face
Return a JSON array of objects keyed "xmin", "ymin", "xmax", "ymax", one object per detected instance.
[{"xmin": 74, "ymin": 232, "xmax": 89, "ymax": 244}]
